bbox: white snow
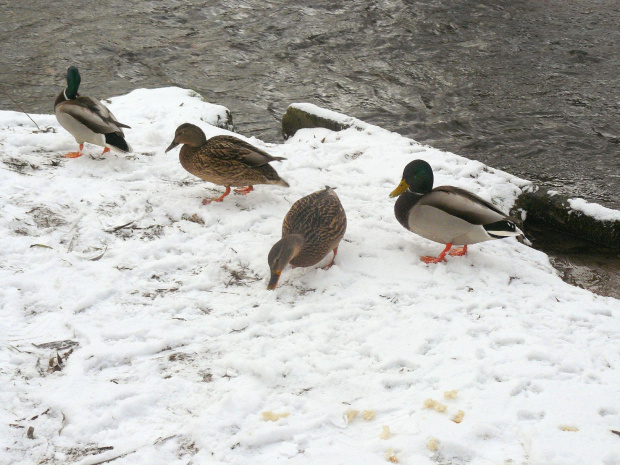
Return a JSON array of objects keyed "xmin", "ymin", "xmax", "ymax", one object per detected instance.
[
  {"xmin": 1, "ymin": 88, "xmax": 619, "ymax": 465},
  {"xmin": 289, "ymin": 102, "xmax": 360, "ymax": 128},
  {"xmin": 568, "ymin": 197, "xmax": 620, "ymax": 222}
]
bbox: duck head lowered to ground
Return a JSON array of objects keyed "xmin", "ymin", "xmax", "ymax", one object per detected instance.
[
  {"xmin": 268, "ymin": 186, "xmax": 347, "ymax": 290},
  {"xmin": 166, "ymin": 123, "xmax": 289, "ymax": 205},
  {"xmin": 390, "ymin": 159, "xmax": 523, "ymax": 264}
]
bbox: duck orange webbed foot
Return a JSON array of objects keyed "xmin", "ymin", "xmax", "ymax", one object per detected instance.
[
  {"xmin": 234, "ymin": 185, "xmax": 254, "ymax": 196},
  {"xmin": 449, "ymin": 245, "xmax": 468, "ymax": 257},
  {"xmin": 202, "ymin": 186, "xmax": 231, "ymax": 205},
  {"xmin": 62, "ymin": 152, "xmax": 83, "ymax": 159},
  {"xmin": 62, "ymin": 143, "xmax": 84, "ymax": 158},
  {"xmin": 420, "ymin": 243, "xmax": 452, "ymax": 264}
]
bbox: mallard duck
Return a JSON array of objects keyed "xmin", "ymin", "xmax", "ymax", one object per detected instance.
[
  {"xmin": 54, "ymin": 66, "xmax": 132, "ymax": 158},
  {"xmin": 390, "ymin": 160, "xmax": 523, "ymax": 263},
  {"xmin": 166, "ymin": 123, "xmax": 289, "ymax": 204},
  {"xmin": 267, "ymin": 186, "xmax": 347, "ymax": 290}
]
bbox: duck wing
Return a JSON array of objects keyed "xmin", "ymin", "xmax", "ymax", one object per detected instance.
[
  {"xmin": 206, "ymin": 135, "xmax": 285, "ymax": 167},
  {"xmin": 283, "ymin": 187, "xmax": 346, "ymax": 237},
  {"xmin": 420, "ymin": 186, "xmax": 507, "ymax": 225},
  {"xmin": 58, "ymin": 96, "xmax": 130, "ymax": 135}
]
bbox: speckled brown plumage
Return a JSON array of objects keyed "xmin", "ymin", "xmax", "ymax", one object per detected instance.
[
  {"xmin": 180, "ymin": 135, "xmax": 288, "ymax": 187},
  {"xmin": 166, "ymin": 123, "xmax": 289, "ymax": 192},
  {"xmin": 282, "ymin": 187, "xmax": 347, "ymax": 267}
]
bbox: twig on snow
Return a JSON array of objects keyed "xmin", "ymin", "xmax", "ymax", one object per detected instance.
[
  {"xmin": 230, "ymin": 325, "xmax": 249, "ymax": 333},
  {"xmin": 89, "ymin": 246, "xmax": 108, "ymax": 261},
  {"xmin": 83, "ymin": 449, "xmax": 137, "ymax": 465},
  {"xmin": 1, "ymin": 166, "xmax": 33, "ymax": 176},
  {"xmin": 105, "ymin": 221, "xmax": 135, "ymax": 233},
  {"xmin": 0, "ymin": 85, "xmax": 42, "ymax": 131},
  {"xmin": 58, "ymin": 411, "xmax": 65, "ymax": 436}
]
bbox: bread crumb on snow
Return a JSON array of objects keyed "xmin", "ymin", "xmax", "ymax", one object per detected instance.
[
  {"xmin": 362, "ymin": 409, "xmax": 376, "ymax": 421},
  {"xmin": 424, "ymin": 398, "xmax": 447, "ymax": 413},
  {"xmin": 380, "ymin": 425, "xmax": 391, "ymax": 439},
  {"xmin": 427, "ymin": 438, "xmax": 438, "ymax": 451},
  {"xmin": 444, "ymin": 390, "xmax": 458, "ymax": 399},
  {"xmin": 452, "ymin": 410, "xmax": 465, "ymax": 423},
  {"xmin": 345, "ymin": 409, "xmax": 359, "ymax": 423},
  {"xmin": 386, "ymin": 448, "xmax": 399, "ymax": 463},
  {"xmin": 261, "ymin": 411, "xmax": 290, "ymax": 421},
  {"xmin": 560, "ymin": 425, "xmax": 579, "ymax": 432}
]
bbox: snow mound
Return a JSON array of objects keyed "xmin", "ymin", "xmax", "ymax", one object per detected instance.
[
  {"xmin": 1, "ymin": 88, "xmax": 618, "ymax": 465},
  {"xmin": 568, "ymin": 197, "xmax": 620, "ymax": 222}
]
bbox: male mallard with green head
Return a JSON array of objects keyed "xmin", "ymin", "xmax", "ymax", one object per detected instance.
[
  {"xmin": 54, "ymin": 66, "xmax": 132, "ymax": 158},
  {"xmin": 390, "ymin": 160, "xmax": 523, "ymax": 263},
  {"xmin": 166, "ymin": 123, "xmax": 289, "ymax": 205},
  {"xmin": 267, "ymin": 186, "xmax": 347, "ymax": 290}
]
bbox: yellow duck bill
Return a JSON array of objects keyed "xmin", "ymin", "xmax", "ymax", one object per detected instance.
[{"xmin": 390, "ymin": 179, "xmax": 409, "ymax": 198}]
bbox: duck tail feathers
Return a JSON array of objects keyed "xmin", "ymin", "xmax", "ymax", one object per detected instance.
[
  {"xmin": 105, "ymin": 132, "xmax": 132, "ymax": 153},
  {"xmin": 484, "ymin": 220, "xmax": 523, "ymax": 239},
  {"xmin": 275, "ymin": 178, "xmax": 290, "ymax": 188}
]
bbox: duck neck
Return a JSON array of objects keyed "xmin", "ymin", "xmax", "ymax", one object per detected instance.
[
  {"xmin": 280, "ymin": 234, "xmax": 305, "ymax": 262},
  {"xmin": 410, "ymin": 174, "xmax": 433, "ymax": 195},
  {"xmin": 63, "ymin": 66, "xmax": 82, "ymax": 100},
  {"xmin": 179, "ymin": 144, "xmax": 206, "ymax": 174},
  {"xmin": 189, "ymin": 132, "xmax": 208, "ymax": 147},
  {"xmin": 394, "ymin": 190, "xmax": 424, "ymax": 229},
  {"xmin": 274, "ymin": 234, "xmax": 305, "ymax": 268},
  {"xmin": 54, "ymin": 91, "xmax": 66, "ymax": 108},
  {"xmin": 64, "ymin": 80, "xmax": 80, "ymax": 100}
]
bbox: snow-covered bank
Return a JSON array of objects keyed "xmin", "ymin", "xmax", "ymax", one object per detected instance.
[
  {"xmin": 1, "ymin": 88, "xmax": 618, "ymax": 465},
  {"xmin": 283, "ymin": 103, "xmax": 620, "ymax": 250}
]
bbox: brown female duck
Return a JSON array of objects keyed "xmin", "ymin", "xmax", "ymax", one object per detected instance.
[
  {"xmin": 166, "ymin": 123, "xmax": 289, "ymax": 204},
  {"xmin": 267, "ymin": 187, "xmax": 347, "ymax": 290}
]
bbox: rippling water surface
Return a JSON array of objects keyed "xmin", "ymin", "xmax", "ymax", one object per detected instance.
[{"xmin": 1, "ymin": 0, "xmax": 618, "ymax": 207}]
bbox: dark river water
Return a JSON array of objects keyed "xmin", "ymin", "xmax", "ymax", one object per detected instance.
[{"xmin": 1, "ymin": 0, "xmax": 618, "ymax": 296}]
